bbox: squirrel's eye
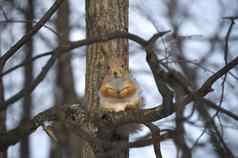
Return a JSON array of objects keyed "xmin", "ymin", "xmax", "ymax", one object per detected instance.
[{"xmin": 119, "ymin": 86, "xmax": 136, "ymax": 97}]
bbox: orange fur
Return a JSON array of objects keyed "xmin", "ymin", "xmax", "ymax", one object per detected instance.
[{"xmin": 99, "ymin": 56, "xmax": 142, "ymax": 112}]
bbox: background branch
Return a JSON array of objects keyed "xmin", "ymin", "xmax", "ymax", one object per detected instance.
[{"xmin": 0, "ymin": 0, "xmax": 65, "ymax": 66}]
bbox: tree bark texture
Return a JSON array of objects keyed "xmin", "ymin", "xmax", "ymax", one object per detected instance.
[
  {"xmin": 85, "ymin": 0, "xmax": 128, "ymax": 111},
  {"xmin": 82, "ymin": 0, "xmax": 129, "ymax": 158}
]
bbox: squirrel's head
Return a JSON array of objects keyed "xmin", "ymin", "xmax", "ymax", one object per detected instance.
[
  {"xmin": 108, "ymin": 56, "xmax": 128, "ymax": 78},
  {"xmin": 99, "ymin": 56, "xmax": 137, "ymax": 98}
]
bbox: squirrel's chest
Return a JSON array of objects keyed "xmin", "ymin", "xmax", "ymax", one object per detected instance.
[{"xmin": 99, "ymin": 92, "xmax": 141, "ymax": 112}]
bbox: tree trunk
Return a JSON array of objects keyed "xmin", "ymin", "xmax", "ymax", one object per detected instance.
[
  {"xmin": 54, "ymin": 0, "xmax": 77, "ymax": 106},
  {"xmin": 20, "ymin": 0, "xmax": 34, "ymax": 158},
  {"xmin": 0, "ymin": 81, "xmax": 6, "ymax": 158},
  {"xmin": 81, "ymin": 0, "xmax": 129, "ymax": 158},
  {"xmin": 50, "ymin": 0, "xmax": 80, "ymax": 157}
]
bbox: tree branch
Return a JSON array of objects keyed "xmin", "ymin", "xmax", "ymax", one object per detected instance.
[
  {"xmin": 0, "ymin": 30, "xmax": 238, "ymax": 152},
  {"xmin": 145, "ymin": 123, "xmax": 163, "ymax": 158},
  {"xmin": 0, "ymin": 106, "xmax": 59, "ymax": 150},
  {"xmin": 0, "ymin": 0, "xmax": 65, "ymax": 66},
  {"xmin": 1, "ymin": 53, "xmax": 57, "ymax": 109},
  {"xmin": 0, "ymin": 31, "xmax": 170, "ymax": 110}
]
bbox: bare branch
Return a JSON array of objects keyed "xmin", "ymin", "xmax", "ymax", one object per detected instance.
[
  {"xmin": 1, "ymin": 31, "xmax": 169, "ymax": 77},
  {"xmin": 145, "ymin": 42, "xmax": 174, "ymax": 113},
  {"xmin": 0, "ymin": 106, "xmax": 59, "ymax": 150},
  {"xmin": 0, "ymin": 5, "xmax": 9, "ymax": 21},
  {"xmin": 0, "ymin": 52, "xmax": 52, "ymax": 77},
  {"xmin": 145, "ymin": 123, "xmax": 162, "ymax": 158},
  {"xmin": 1, "ymin": 52, "xmax": 57, "ymax": 109},
  {"xmin": 0, "ymin": 19, "xmax": 62, "ymax": 39},
  {"xmin": 224, "ymin": 17, "xmax": 235, "ymax": 65},
  {"xmin": 0, "ymin": 31, "xmax": 170, "ymax": 110},
  {"xmin": 0, "ymin": 29, "xmax": 238, "ymax": 153},
  {"xmin": 1, "ymin": 30, "xmax": 237, "ymax": 120},
  {"xmin": 217, "ymin": 17, "xmax": 236, "ymax": 116},
  {"xmin": 197, "ymin": 56, "xmax": 238, "ymax": 97},
  {"xmin": 202, "ymin": 99, "xmax": 238, "ymax": 121},
  {"xmin": 129, "ymin": 129, "xmax": 175, "ymax": 148},
  {"xmin": 0, "ymin": 0, "xmax": 65, "ymax": 66}
]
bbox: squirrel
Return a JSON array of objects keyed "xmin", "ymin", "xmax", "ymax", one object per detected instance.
[{"xmin": 98, "ymin": 56, "xmax": 143, "ymax": 138}]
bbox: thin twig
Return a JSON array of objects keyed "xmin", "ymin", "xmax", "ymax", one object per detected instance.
[
  {"xmin": 145, "ymin": 33, "xmax": 174, "ymax": 113},
  {"xmin": 0, "ymin": 52, "xmax": 52, "ymax": 77},
  {"xmin": 1, "ymin": 52, "xmax": 57, "ymax": 110},
  {"xmin": 0, "ymin": 0, "xmax": 65, "ymax": 66},
  {"xmin": 0, "ymin": 30, "xmax": 238, "ymax": 153},
  {"xmin": 0, "ymin": 19, "xmax": 63, "ymax": 39},
  {"xmin": 217, "ymin": 17, "xmax": 236, "ymax": 109},
  {"xmin": 0, "ymin": 5, "xmax": 8, "ymax": 20},
  {"xmin": 0, "ymin": 31, "xmax": 169, "ymax": 110}
]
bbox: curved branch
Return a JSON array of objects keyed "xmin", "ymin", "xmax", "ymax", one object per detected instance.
[
  {"xmin": 0, "ymin": 29, "xmax": 238, "ymax": 151},
  {"xmin": 1, "ymin": 53, "xmax": 57, "ymax": 109},
  {"xmin": 0, "ymin": 31, "xmax": 170, "ymax": 110},
  {"xmin": 0, "ymin": 106, "xmax": 59, "ymax": 150},
  {"xmin": 145, "ymin": 123, "xmax": 162, "ymax": 158}
]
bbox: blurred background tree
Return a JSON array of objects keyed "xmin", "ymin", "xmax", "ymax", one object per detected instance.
[{"xmin": 0, "ymin": 0, "xmax": 238, "ymax": 158}]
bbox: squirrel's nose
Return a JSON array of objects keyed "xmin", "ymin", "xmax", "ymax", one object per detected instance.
[
  {"xmin": 116, "ymin": 90, "xmax": 120, "ymax": 95},
  {"xmin": 113, "ymin": 72, "xmax": 118, "ymax": 78}
]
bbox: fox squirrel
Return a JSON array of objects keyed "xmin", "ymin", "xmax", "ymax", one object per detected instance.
[
  {"xmin": 98, "ymin": 57, "xmax": 143, "ymax": 137},
  {"xmin": 99, "ymin": 57, "xmax": 142, "ymax": 112}
]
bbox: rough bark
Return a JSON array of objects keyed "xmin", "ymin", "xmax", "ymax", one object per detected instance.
[
  {"xmin": 82, "ymin": 0, "xmax": 129, "ymax": 158},
  {"xmin": 85, "ymin": 0, "xmax": 128, "ymax": 111}
]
